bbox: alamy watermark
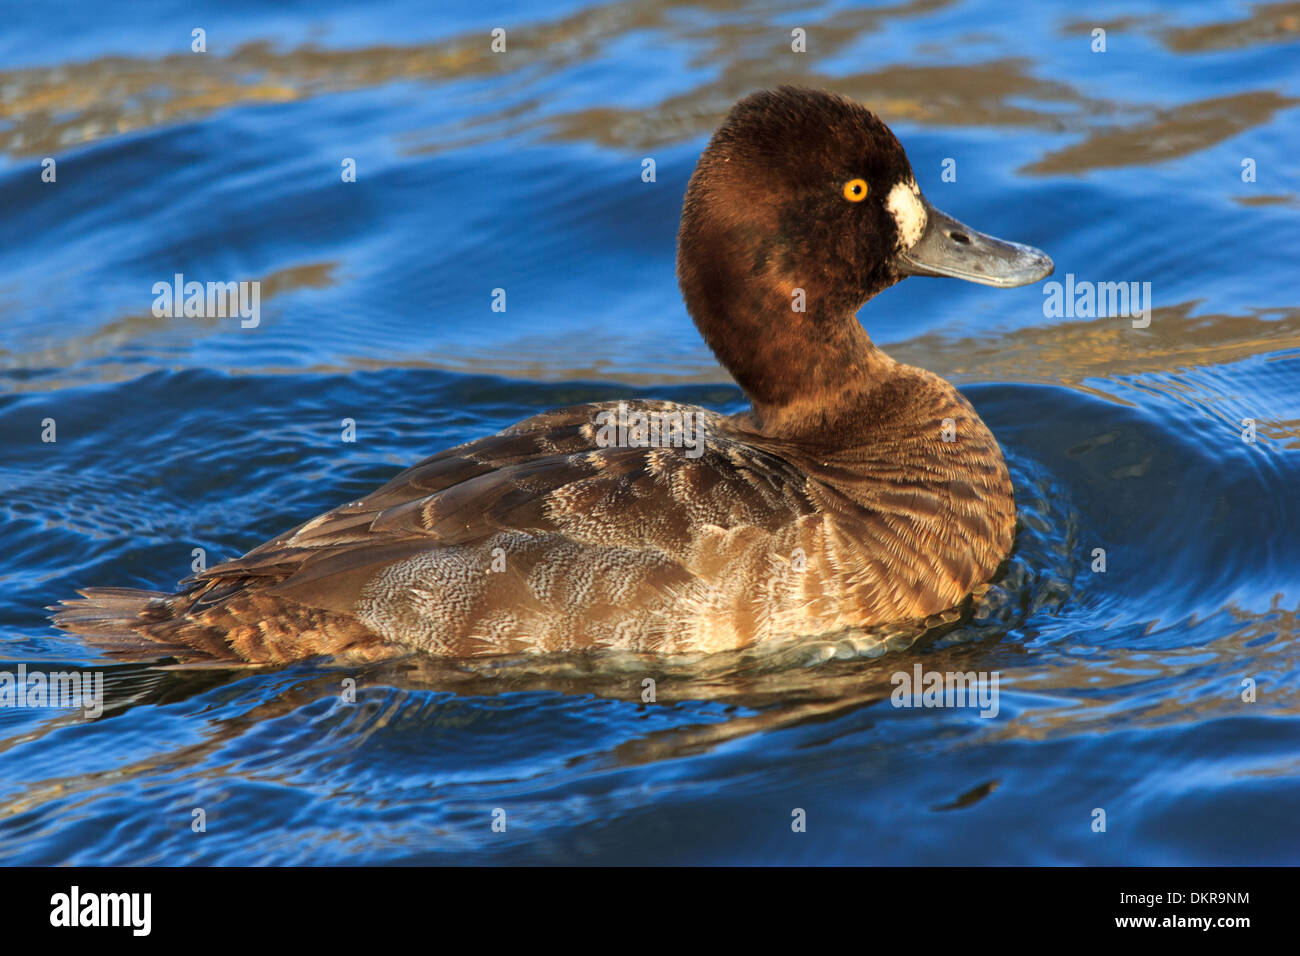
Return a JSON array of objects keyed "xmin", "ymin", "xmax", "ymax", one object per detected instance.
[
  {"xmin": 50, "ymin": 886, "xmax": 150, "ymax": 936},
  {"xmin": 152, "ymin": 273, "xmax": 260, "ymax": 328},
  {"xmin": 890, "ymin": 664, "xmax": 1000, "ymax": 718},
  {"xmin": 593, "ymin": 402, "xmax": 708, "ymax": 459},
  {"xmin": 0, "ymin": 664, "xmax": 104, "ymax": 718},
  {"xmin": 1043, "ymin": 273, "xmax": 1151, "ymax": 328}
]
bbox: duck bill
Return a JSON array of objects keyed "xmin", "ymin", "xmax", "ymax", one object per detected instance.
[{"xmin": 897, "ymin": 199, "xmax": 1053, "ymax": 288}]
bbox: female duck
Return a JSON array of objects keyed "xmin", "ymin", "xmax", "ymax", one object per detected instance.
[{"xmin": 56, "ymin": 87, "xmax": 1052, "ymax": 664}]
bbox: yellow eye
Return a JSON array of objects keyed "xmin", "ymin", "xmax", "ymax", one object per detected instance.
[{"xmin": 842, "ymin": 178, "xmax": 868, "ymax": 202}]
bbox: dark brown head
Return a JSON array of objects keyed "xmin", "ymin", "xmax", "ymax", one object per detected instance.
[{"xmin": 677, "ymin": 87, "xmax": 1052, "ymax": 433}]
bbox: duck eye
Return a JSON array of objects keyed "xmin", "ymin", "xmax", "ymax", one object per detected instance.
[{"xmin": 842, "ymin": 178, "xmax": 869, "ymax": 202}]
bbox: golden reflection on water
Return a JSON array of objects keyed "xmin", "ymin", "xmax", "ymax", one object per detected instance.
[
  {"xmin": 1062, "ymin": 0, "xmax": 1300, "ymax": 51},
  {"xmin": 0, "ymin": 0, "xmax": 1294, "ymax": 171},
  {"xmin": 12, "ymin": 292, "xmax": 1299, "ymax": 440},
  {"xmin": 0, "ymin": 261, "xmax": 338, "ymax": 379},
  {"xmin": 1023, "ymin": 91, "xmax": 1300, "ymax": 175},
  {"xmin": 889, "ymin": 303, "xmax": 1300, "ymax": 396},
  {"xmin": 0, "ymin": 596, "xmax": 1293, "ymax": 819},
  {"xmin": 980, "ymin": 598, "xmax": 1300, "ymax": 747}
]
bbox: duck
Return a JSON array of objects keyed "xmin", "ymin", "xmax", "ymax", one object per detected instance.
[{"xmin": 54, "ymin": 86, "xmax": 1053, "ymax": 666}]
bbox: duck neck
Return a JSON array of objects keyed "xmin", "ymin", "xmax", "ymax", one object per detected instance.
[{"xmin": 689, "ymin": 291, "xmax": 898, "ymax": 440}]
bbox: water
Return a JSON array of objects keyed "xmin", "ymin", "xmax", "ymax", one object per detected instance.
[{"xmin": 1, "ymin": 0, "xmax": 1298, "ymax": 864}]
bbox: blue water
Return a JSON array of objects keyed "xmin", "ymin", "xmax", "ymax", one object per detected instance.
[{"xmin": 1, "ymin": 0, "xmax": 1298, "ymax": 864}]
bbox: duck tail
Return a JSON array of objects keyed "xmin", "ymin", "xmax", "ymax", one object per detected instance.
[{"xmin": 49, "ymin": 587, "xmax": 235, "ymax": 667}]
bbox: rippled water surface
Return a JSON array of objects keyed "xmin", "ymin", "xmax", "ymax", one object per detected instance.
[{"xmin": 2, "ymin": 0, "xmax": 1298, "ymax": 864}]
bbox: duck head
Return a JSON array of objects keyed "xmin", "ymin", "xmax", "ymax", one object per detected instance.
[{"xmin": 677, "ymin": 86, "xmax": 1053, "ymax": 435}]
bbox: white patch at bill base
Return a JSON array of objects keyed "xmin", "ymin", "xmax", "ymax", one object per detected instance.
[{"xmin": 886, "ymin": 179, "xmax": 927, "ymax": 250}]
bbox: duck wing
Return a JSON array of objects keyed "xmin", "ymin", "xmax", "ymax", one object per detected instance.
[{"xmin": 55, "ymin": 401, "xmax": 830, "ymax": 663}]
